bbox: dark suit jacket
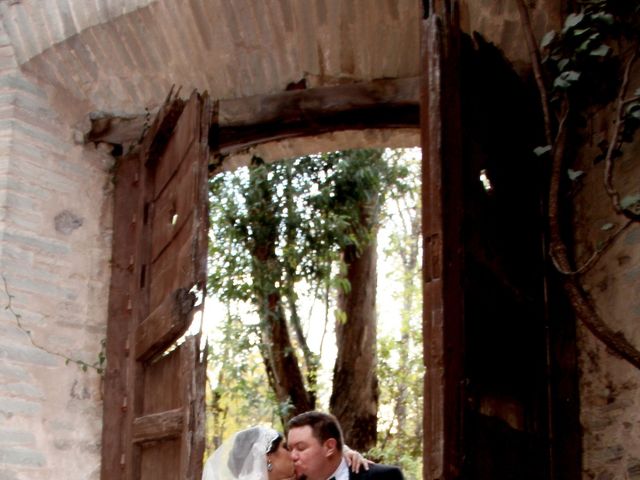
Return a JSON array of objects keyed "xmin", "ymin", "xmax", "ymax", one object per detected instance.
[{"xmin": 349, "ymin": 463, "xmax": 405, "ymax": 480}]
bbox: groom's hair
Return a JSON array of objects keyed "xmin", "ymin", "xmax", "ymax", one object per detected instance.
[{"xmin": 287, "ymin": 411, "xmax": 344, "ymax": 452}]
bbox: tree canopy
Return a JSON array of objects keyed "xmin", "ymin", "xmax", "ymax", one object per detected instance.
[{"xmin": 205, "ymin": 148, "xmax": 423, "ymax": 475}]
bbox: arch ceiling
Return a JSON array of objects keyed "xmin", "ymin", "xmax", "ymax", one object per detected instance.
[{"xmin": 0, "ymin": 0, "xmax": 421, "ymax": 116}]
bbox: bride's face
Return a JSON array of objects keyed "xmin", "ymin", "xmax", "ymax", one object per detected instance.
[{"xmin": 267, "ymin": 442, "xmax": 295, "ymax": 480}]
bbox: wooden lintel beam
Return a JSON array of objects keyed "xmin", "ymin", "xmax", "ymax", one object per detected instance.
[
  {"xmin": 212, "ymin": 77, "xmax": 419, "ymax": 155},
  {"xmin": 219, "ymin": 77, "xmax": 419, "ymax": 127},
  {"xmin": 214, "ymin": 104, "xmax": 418, "ymax": 156},
  {"xmin": 87, "ymin": 77, "xmax": 419, "ymax": 153}
]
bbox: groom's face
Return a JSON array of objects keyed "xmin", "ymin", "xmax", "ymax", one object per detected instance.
[{"xmin": 287, "ymin": 425, "xmax": 330, "ymax": 480}]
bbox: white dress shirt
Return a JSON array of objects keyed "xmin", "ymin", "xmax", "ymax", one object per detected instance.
[{"xmin": 328, "ymin": 457, "xmax": 350, "ymax": 480}]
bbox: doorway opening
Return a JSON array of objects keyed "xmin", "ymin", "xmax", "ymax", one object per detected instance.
[
  {"xmin": 99, "ymin": 31, "xmax": 581, "ymax": 475},
  {"xmin": 202, "ymin": 145, "xmax": 424, "ymax": 478}
]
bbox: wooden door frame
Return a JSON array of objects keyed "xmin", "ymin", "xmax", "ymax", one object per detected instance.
[{"xmin": 421, "ymin": 3, "xmax": 465, "ymax": 478}]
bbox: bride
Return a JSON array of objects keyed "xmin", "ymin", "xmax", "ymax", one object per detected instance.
[{"xmin": 202, "ymin": 425, "xmax": 368, "ymax": 480}]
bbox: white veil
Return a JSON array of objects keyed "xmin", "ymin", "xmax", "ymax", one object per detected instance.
[{"xmin": 202, "ymin": 426, "xmax": 280, "ymax": 480}]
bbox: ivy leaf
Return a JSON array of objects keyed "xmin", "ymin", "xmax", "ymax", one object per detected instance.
[
  {"xmin": 600, "ymin": 223, "xmax": 614, "ymax": 231},
  {"xmin": 554, "ymin": 70, "xmax": 581, "ymax": 89},
  {"xmin": 534, "ymin": 145, "xmax": 552, "ymax": 156},
  {"xmin": 626, "ymin": 102, "xmax": 640, "ymax": 119},
  {"xmin": 577, "ymin": 37, "xmax": 593, "ymax": 53},
  {"xmin": 621, "ymin": 193, "xmax": 640, "ymax": 210},
  {"xmin": 591, "ymin": 12, "xmax": 614, "ymax": 25},
  {"xmin": 563, "ymin": 12, "xmax": 585, "ymax": 32},
  {"xmin": 590, "ymin": 44, "xmax": 610, "ymax": 57},
  {"xmin": 558, "ymin": 58, "xmax": 570, "ymax": 71},
  {"xmin": 571, "ymin": 28, "xmax": 591, "ymax": 37},
  {"xmin": 567, "ymin": 169, "xmax": 584, "ymax": 180},
  {"xmin": 541, "ymin": 31, "xmax": 556, "ymax": 48}
]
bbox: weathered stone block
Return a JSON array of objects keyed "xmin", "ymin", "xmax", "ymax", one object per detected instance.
[
  {"xmin": 2, "ymin": 232, "xmax": 70, "ymax": 255},
  {"xmin": 0, "ymin": 397, "xmax": 41, "ymax": 417},
  {"xmin": 0, "ymin": 469, "xmax": 19, "ymax": 480},
  {"xmin": 0, "ymin": 381, "xmax": 44, "ymax": 399},
  {"xmin": 0, "ymin": 446, "xmax": 45, "ymax": 467},
  {"xmin": 0, "ymin": 429, "xmax": 34, "ymax": 447},
  {"xmin": 0, "ymin": 342, "xmax": 57, "ymax": 367}
]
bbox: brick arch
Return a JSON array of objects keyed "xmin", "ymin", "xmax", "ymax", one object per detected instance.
[
  {"xmin": 2, "ymin": 0, "xmax": 423, "ymax": 116},
  {"xmin": 0, "ymin": 0, "xmax": 564, "ymax": 120}
]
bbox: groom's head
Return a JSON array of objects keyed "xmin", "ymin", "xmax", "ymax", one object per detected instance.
[{"xmin": 287, "ymin": 411, "xmax": 344, "ymax": 480}]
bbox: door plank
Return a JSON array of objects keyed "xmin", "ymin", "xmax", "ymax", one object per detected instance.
[
  {"xmin": 149, "ymin": 216, "xmax": 199, "ymax": 308},
  {"xmin": 132, "ymin": 408, "xmax": 185, "ymax": 443},
  {"xmin": 154, "ymin": 96, "xmax": 199, "ymax": 197},
  {"xmin": 150, "ymin": 141, "xmax": 198, "ymax": 263},
  {"xmin": 134, "ymin": 288, "xmax": 196, "ymax": 361}
]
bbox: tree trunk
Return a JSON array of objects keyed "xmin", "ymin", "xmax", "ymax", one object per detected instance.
[
  {"xmin": 256, "ymin": 291, "xmax": 313, "ymax": 420},
  {"xmin": 283, "ymin": 161, "xmax": 318, "ymax": 407},
  {"xmin": 248, "ymin": 162, "xmax": 313, "ymax": 422},
  {"xmin": 395, "ymin": 209, "xmax": 421, "ymax": 432},
  {"xmin": 330, "ymin": 227, "xmax": 379, "ymax": 451}
]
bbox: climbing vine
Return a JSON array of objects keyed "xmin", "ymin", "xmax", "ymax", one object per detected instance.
[
  {"xmin": 2, "ymin": 274, "xmax": 106, "ymax": 374},
  {"xmin": 517, "ymin": 0, "xmax": 640, "ymax": 368}
]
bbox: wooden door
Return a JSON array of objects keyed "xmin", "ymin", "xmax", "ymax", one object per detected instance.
[
  {"xmin": 421, "ymin": 1, "xmax": 465, "ymax": 478},
  {"xmin": 421, "ymin": 1, "xmax": 578, "ymax": 478},
  {"xmin": 101, "ymin": 91, "xmax": 212, "ymax": 480}
]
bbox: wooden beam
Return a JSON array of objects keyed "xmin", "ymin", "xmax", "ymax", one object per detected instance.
[
  {"xmin": 213, "ymin": 77, "xmax": 419, "ymax": 154},
  {"xmin": 100, "ymin": 152, "xmax": 139, "ymax": 480},
  {"xmin": 132, "ymin": 408, "xmax": 184, "ymax": 444},
  {"xmin": 219, "ymin": 77, "xmax": 418, "ymax": 126},
  {"xmin": 87, "ymin": 78, "xmax": 420, "ymax": 154},
  {"xmin": 134, "ymin": 288, "xmax": 195, "ymax": 362}
]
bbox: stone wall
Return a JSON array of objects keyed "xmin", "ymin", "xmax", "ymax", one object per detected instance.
[
  {"xmin": 460, "ymin": 0, "xmax": 563, "ymax": 73},
  {"xmin": 571, "ymin": 85, "xmax": 640, "ymax": 479},
  {"xmin": 0, "ymin": 23, "xmax": 113, "ymax": 480},
  {"xmin": 462, "ymin": 2, "xmax": 640, "ymax": 477}
]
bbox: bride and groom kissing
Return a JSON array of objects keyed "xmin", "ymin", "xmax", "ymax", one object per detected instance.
[{"xmin": 203, "ymin": 410, "xmax": 405, "ymax": 480}]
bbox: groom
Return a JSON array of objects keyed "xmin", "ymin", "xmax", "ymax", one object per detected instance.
[{"xmin": 287, "ymin": 411, "xmax": 405, "ymax": 480}]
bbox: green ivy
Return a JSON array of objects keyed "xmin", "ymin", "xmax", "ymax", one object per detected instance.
[{"xmin": 541, "ymin": 0, "xmax": 639, "ymax": 110}]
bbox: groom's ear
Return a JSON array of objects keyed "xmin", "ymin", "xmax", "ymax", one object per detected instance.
[{"xmin": 323, "ymin": 438, "xmax": 338, "ymax": 457}]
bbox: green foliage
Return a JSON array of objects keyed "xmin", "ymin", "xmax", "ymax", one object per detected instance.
[
  {"xmin": 205, "ymin": 304, "xmax": 282, "ymax": 452},
  {"xmin": 541, "ymin": 0, "xmax": 639, "ymax": 107},
  {"xmin": 205, "ymin": 148, "xmax": 419, "ymax": 458},
  {"xmin": 537, "ymin": 0, "xmax": 640, "ymax": 194},
  {"xmin": 207, "ymin": 149, "xmax": 410, "ymax": 310},
  {"xmin": 372, "ymin": 323, "xmax": 424, "ymax": 479},
  {"xmin": 368, "ymin": 149, "xmax": 424, "ymax": 478}
]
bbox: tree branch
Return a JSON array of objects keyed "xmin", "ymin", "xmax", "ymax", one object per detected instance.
[
  {"xmin": 516, "ymin": 0, "xmax": 554, "ymax": 145},
  {"xmin": 547, "ymin": 109, "xmax": 640, "ymax": 370},
  {"xmin": 604, "ymin": 51, "xmax": 640, "ymax": 222},
  {"xmin": 555, "ymin": 220, "xmax": 633, "ymax": 275},
  {"xmin": 515, "ymin": 5, "xmax": 640, "ymax": 369}
]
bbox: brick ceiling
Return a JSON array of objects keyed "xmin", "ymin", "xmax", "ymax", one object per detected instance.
[{"xmin": 0, "ymin": 0, "xmax": 421, "ymax": 116}]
